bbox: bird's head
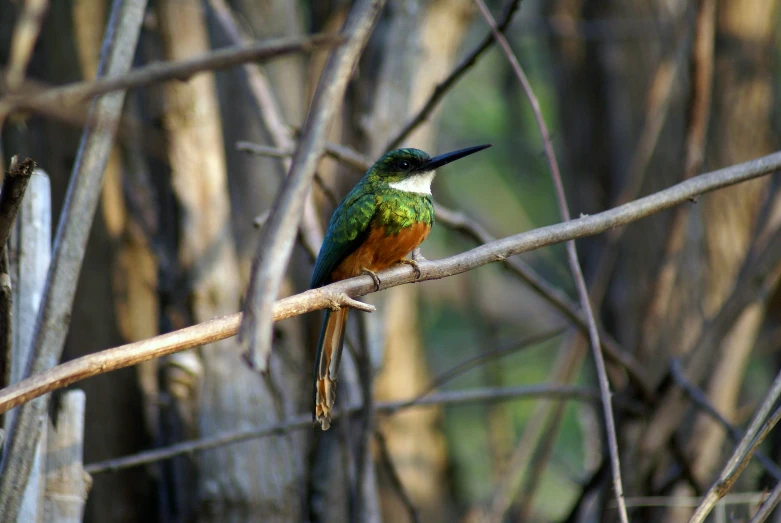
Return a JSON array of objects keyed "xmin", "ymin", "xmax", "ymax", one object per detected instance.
[{"xmin": 366, "ymin": 144, "xmax": 492, "ymax": 194}]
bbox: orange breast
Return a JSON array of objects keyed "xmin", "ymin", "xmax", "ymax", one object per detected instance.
[{"xmin": 331, "ymin": 222, "xmax": 431, "ymax": 281}]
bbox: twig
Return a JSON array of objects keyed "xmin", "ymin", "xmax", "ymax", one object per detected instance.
[
  {"xmin": 385, "ymin": 0, "xmax": 522, "ymax": 150},
  {"xmin": 0, "ymin": 33, "xmax": 344, "ymax": 120},
  {"xmin": 0, "ymin": 1, "xmax": 147, "ymax": 519},
  {"xmin": 0, "ymin": 150, "xmax": 779, "ymax": 411},
  {"xmin": 473, "ymin": 2, "xmax": 628, "ymax": 520},
  {"xmin": 748, "ymin": 480, "xmax": 781, "ymax": 523},
  {"xmin": 374, "ymin": 429, "xmax": 421, "ymax": 523},
  {"xmin": 4, "ymin": 0, "xmax": 49, "ymax": 91},
  {"xmin": 671, "ymin": 360, "xmax": 781, "ymax": 480},
  {"xmin": 0, "ymin": 249, "xmax": 9, "ymax": 390},
  {"xmin": 210, "ymin": 0, "xmax": 324, "ymax": 261},
  {"xmin": 239, "ymin": 0, "xmax": 385, "ymax": 371},
  {"xmin": 84, "ymin": 384, "xmax": 616, "ymax": 475},
  {"xmin": 689, "ymin": 368, "xmax": 781, "ymax": 522},
  {"xmin": 242, "ymin": 140, "xmax": 651, "ymax": 393},
  {"xmin": 0, "ymin": 156, "xmax": 35, "ymax": 249}
]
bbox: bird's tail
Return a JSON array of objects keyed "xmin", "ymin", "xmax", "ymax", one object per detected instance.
[{"xmin": 313, "ymin": 308, "xmax": 349, "ymax": 430}]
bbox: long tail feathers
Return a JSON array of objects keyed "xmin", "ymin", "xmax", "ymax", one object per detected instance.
[{"xmin": 313, "ymin": 308, "xmax": 349, "ymax": 430}]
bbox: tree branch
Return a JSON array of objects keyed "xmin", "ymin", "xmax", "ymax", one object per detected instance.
[
  {"xmin": 474, "ymin": 1, "xmax": 628, "ymax": 520},
  {"xmin": 0, "ymin": 33, "xmax": 344, "ymax": 120},
  {"xmin": 0, "ymin": 149, "xmax": 779, "ymax": 415},
  {"xmin": 84, "ymin": 384, "xmax": 616, "ymax": 475},
  {"xmin": 385, "ymin": 0, "xmax": 522, "ymax": 150},
  {"xmin": 239, "ymin": 0, "xmax": 385, "ymax": 371}
]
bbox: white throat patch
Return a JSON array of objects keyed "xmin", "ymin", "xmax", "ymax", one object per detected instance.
[{"xmin": 388, "ymin": 171, "xmax": 436, "ymax": 195}]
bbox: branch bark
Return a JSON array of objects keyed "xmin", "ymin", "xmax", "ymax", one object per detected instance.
[{"xmin": 0, "ymin": 149, "xmax": 779, "ymax": 416}]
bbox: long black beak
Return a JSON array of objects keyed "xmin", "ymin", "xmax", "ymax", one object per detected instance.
[{"xmin": 423, "ymin": 144, "xmax": 492, "ymax": 171}]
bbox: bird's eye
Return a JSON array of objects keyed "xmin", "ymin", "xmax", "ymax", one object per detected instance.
[{"xmin": 397, "ymin": 160, "xmax": 411, "ymax": 170}]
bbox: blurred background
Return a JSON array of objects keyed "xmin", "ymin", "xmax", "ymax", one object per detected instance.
[{"xmin": 1, "ymin": 0, "xmax": 780, "ymax": 521}]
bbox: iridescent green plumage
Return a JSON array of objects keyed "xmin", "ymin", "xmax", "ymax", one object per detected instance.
[{"xmin": 310, "ymin": 144, "xmax": 491, "ymax": 430}]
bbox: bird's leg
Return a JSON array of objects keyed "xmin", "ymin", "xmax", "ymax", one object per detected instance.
[
  {"xmin": 361, "ymin": 267, "xmax": 381, "ymax": 291},
  {"xmin": 399, "ymin": 248, "xmax": 424, "ymax": 280}
]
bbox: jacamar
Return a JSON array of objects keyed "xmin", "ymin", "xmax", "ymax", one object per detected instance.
[{"xmin": 310, "ymin": 143, "xmax": 492, "ymax": 429}]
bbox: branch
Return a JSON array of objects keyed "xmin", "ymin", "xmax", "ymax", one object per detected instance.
[
  {"xmin": 0, "ymin": 33, "xmax": 344, "ymax": 120},
  {"xmin": 375, "ymin": 429, "xmax": 421, "ymax": 523},
  {"xmin": 385, "ymin": 0, "xmax": 522, "ymax": 149},
  {"xmin": 690, "ymin": 366, "xmax": 781, "ymax": 522},
  {"xmin": 84, "ymin": 384, "xmax": 612, "ymax": 475},
  {"xmin": 0, "ymin": 156, "xmax": 35, "ymax": 249},
  {"xmin": 0, "ymin": 0, "xmax": 147, "ymax": 519},
  {"xmin": 671, "ymin": 360, "xmax": 781, "ymax": 481},
  {"xmin": 474, "ymin": 1, "xmax": 628, "ymax": 520},
  {"xmin": 0, "ymin": 149, "xmax": 779, "ymax": 413},
  {"xmin": 239, "ymin": 0, "xmax": 385, "ymax": 371}
]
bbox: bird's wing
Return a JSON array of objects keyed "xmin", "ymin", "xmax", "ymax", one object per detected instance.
[{"xmin": 310, "ymin": 191, "xmax": 378, "ymax": 288}]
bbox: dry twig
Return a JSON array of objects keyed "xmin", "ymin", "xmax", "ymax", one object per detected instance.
[
  {"xmin": 0, "ymin": 33, "xmax": 344, "ymax": 120},
  {"xmin": 474, "ymin": 1, "xmax": 628, "ymax": 520}
]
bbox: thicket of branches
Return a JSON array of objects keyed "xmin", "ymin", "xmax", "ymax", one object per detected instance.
[{"xmin": 0, "ymin": 1, "xmax": 780, "ymax": 522}]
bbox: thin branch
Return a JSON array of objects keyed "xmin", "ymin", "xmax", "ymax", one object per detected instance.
[
  {"xmin": 239, "ymin": 0, "xmax": 385, "ymax": 371},
  {"xmin": 670, "ymin": 359, "xmax": 781, "ymax": 481},
  {"xmin": 4, "ymin": 0, "xmax": 49, "ymax": 91},
  {"xmin": 690, "ymin": 367, "xmax": 781, "ymax": 522},
  {"xmin": 84, "ymin": 384, "xmax": 612, "ymax": 475},
  {"xmin": 0, "ymin": 33, "xmax": 344, "ymax": 120},
  {"xmin": 0, "ymin": 156, "xmax": 35, "ymax": 249},
  {"xmin": 748, "ymin": 480, "xmax": 781, "ymax": 523},
  {"xmin": 209, "ymin": 0, "xmax": 324, "ymax": 260},
  {"xmin": 0, "ymin": 0, "xmax": 147, "ymax": 519},
  {"xmin": 0, "ymin": 150, "xmax": 779, "ymax": 413},
  {"xmin": 385, "ymin": 0, "xmax": 522, "ymax": 150},
  {"xmin": 375, "ymin": 429, "xmax": 421, "ymax": 523},
  {"xmin": 473, "ymin": 1, "xmax": 628, "ymax": 520}
]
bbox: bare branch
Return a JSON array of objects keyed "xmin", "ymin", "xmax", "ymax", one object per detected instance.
[
  {"xmin": 375, "ymin": 429, "xmax": 421, "ymax": 523},
  {"xmin": 748, "ymin": 480, "xmax": 781, "ymax": 523},
  {"xmin": 690, "ymin": 367, "xmax": 781, "ymax": 522},
  {"xmin": 0, "ymin": 149, "xmax": 779, "ymax": 415},
  {"xmin": 0, "ymin": 33, "xmax": 345, "ymax": 120},
  {"xmin": 671, "ymin": 359, "xmax": 781, "ymax": 480},
  {"xmin": 84, "ymin": 384, "xmax": 614, "ymax": 475},
  {"xmin": 240, "ymin": 0, "xmax": 385, "ymax": 371},
  {"xmin": 473, "ymin": 1, "xmax": 628, "ymax": 519},
  {"xmin": 385, "ymin": 0, "xmax": 522, "ymax": 150}
]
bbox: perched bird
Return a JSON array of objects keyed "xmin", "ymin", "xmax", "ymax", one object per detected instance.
[{"xmin": 310, "ymin": 144, "xmax": 492, "ymax": 429}]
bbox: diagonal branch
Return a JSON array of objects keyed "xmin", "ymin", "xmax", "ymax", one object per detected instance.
[
  {"xmin": 0, "ymin": 149, "xmax": 779, "ymax": 418},
  {"xmin": 239, "ymin": 0, "xmax": 386, "ymax": 371},
  {"xmin": 385, "ymin": 0, "xmax": 522, "ymax": 150},
  {"xmin": 473, "ymin": 1, "xmax": 628, "ymax": 520},
  {"xmin": 84, "ymin": 384, "xmax": 619, "ymax": 476},
  {"xmin": 0, "ymin": 33, "xmax": 344, "ymax": 120}
]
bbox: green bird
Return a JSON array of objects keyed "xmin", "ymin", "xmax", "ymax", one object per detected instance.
[{"xmin": 310, "ymin": 143, "xmax": 492, "ymax": 429}]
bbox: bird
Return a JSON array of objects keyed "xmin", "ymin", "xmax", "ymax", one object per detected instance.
[{"xmin": 309, "ymin": 143, "xmax": 492, "ymax": 429}]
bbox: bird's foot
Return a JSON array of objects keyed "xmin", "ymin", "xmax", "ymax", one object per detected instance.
[
  {"xmin": 399, "ymin": 258, "xmax": 422, "ymax": 279},
  {"xmin": 361, "ymin": 268, "xmax": 381, "ymax": 291}
]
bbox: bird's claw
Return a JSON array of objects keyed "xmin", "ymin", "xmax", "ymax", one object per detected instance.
[
  {"xmin": 399, "ymin": 258, "xmax": 422, "ymax": 280},
  {"xmin": 361, "ymin": 268, "xmax": 381, "ymax": 291}
]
